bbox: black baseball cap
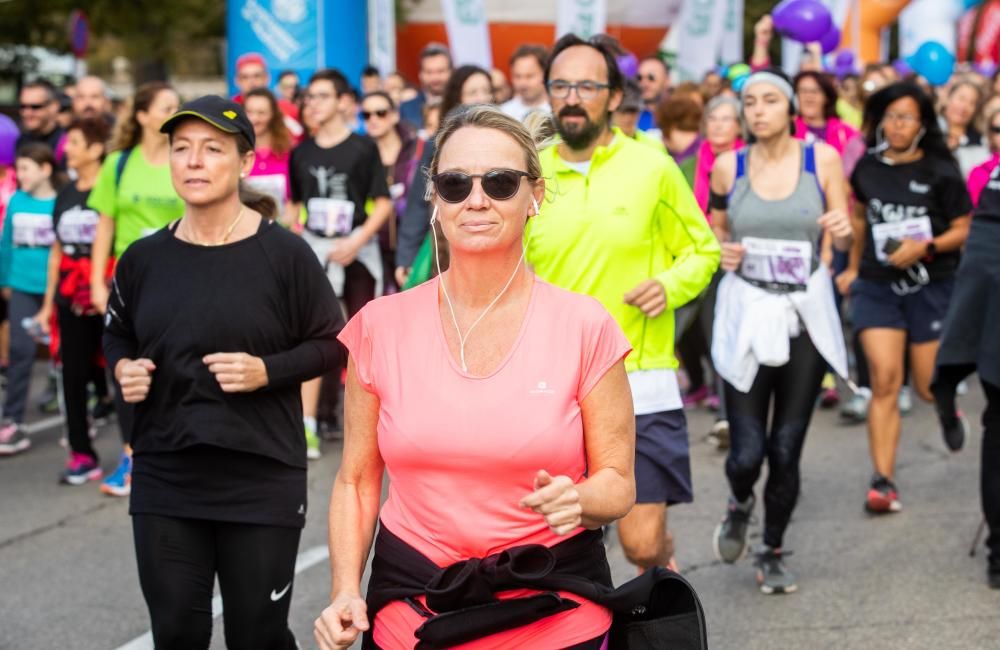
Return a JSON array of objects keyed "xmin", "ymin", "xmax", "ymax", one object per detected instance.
[{"xmin": 159, "ymin": 95, "xmax": 255, "ymax": 147}]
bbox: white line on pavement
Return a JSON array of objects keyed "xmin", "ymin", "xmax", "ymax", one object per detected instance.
[
  {"xmin": 113, "ymin": 544, "xmax": 331, "ymax": 650},
  {"xmin": 23, "ymin": 415, "xmax": 64, "ymax": 434}
]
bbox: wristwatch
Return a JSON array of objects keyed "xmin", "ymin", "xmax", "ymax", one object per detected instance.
[{"xmin": 925, "ymin": 240, "xmax": 937, "ymax": 260}]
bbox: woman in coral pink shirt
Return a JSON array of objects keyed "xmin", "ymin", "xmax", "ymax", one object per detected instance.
[{"xmin": 315, "ymin": 106, "xmax": 636, "ymax": 650}]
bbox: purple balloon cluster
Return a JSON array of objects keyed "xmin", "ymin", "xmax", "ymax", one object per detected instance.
[{"xmin": 773, "ymin": 0, "xmax": 832, "ymax": 43}]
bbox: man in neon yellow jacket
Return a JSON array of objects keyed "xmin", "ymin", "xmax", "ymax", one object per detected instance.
[{"xmin": 527, "ymin": 34, "xmax": 720, "ymax": 572}]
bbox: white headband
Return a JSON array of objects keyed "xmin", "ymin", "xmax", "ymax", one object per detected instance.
[{"xmin": 740, "ymin": 71, "xmax": 795, "ymax": 103}]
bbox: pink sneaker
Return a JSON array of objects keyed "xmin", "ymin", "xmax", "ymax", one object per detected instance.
[
  {"xmin": 60, "ymin": 452, "xmax": 102, "ymax": 486},
  {"xmin": 0, "ymin": 421, "xmax": 30, "ymax": 456},
  {"xmin": 683, "ymin": 385, "xmax": 710, "ymax": 408}
]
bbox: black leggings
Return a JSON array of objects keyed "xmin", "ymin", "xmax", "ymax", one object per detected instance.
[
  {"xmin": 724, "ymin": 333, "xmax": 827, "ymax": 549},
  {"xmin": 58, "ymin": 306, "xmax": 104, "ymax": 459},
  {"xmin": 132, "ymin": 514, "xmax": 301, "ymax": 650},
  {"xmin": 934, "ymin": 367, "xmax": 1000, "ymax": 567}
]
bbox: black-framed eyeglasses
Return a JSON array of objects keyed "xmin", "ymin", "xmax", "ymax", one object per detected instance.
[
  {"xmin": 546, "ymin": 80, "xmax": 610, "ymax": 101},
  {"xmin": 990, "ymin": 125, "xmax": 1000, "ymax": 134},
  {"xmin": 361, "ymin": 109, "xmax": 391, "ymax": 120},
  {"xmin": 431, "ymin": 168, "xmax": 535, "ymax": 203}
]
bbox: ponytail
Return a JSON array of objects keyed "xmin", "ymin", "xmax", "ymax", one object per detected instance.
[{"xmin": 239, "ymin": 181, "xmax": 277, "ymax": 220}]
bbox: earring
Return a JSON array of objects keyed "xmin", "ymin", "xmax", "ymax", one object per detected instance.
[{"xmin": 531, "ymin": 198, "xmax": 540, "ymax": 216}]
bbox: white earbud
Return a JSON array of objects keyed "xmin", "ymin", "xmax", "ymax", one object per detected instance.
[
  {"xmin": 531, "ymin": 197, "xmax": 540, "ymax": 216},
  {"xmin": 430, "ymin": 205, "xmax": 438, "ymax": 225}
]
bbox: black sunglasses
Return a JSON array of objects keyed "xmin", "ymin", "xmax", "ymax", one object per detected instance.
[
  {"xmin": 431, "ymin": 168, "xmax": 535, "ymax": 203},
  {"xmin": 990, "ymin": 125, "xmax": 1000, "ymax": 134},
  {"xmin": 19, "ymin": 102, "xmax": 48, "ymax": 111},
  {"xmin": 361, "ymin": 108, "xmax": 391, "ymax": 120}
]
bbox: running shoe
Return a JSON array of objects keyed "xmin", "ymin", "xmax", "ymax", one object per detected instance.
[
  {"xmin": 840, "ymin": 387, "xmax": 871, "ymax": 423},
  {"xmin": 704, "ymin": 393, "xmax": 722, "ymax": 412},
  {"xmin": 957, "ymin": 380, "xmax": 969, "ymax": 396},
  {"xmin": 682, "ymin": 385, "xmax": 710, "ymax": 409},
  {"xmin": 819, "ymin": 373, "xmax": 839, "ymax": 409},
  {"xmin": 898, "ymin": 386, "xmax": 914, "ymax": 416},
  {"xmin": 100, "ymin": 451, "xmax": 132, "ymax": 497},
  {"xmin": 713, "ymin": 494, "xmax": 755, "ymax": 563},
  {"xmin": 0, "ymin": 421, "xmax": 30, "ymax": 456},
  {"xmin": 754, "ymin": 547, "xmax": 797, "ymax": 594},
  {"xmin": 305, "ymin": 424, "xmax": 321, "ymax": 460},
  {"xmin": 706, "ymin": 419, "xmax": 730, "ymax": 451},
  {"xmin": 60, "ymin": 452, "xmax": 102, "ymax": 485},
  {"xmin": 939, "ymin": 410, "xmax": 968, "ymax": 452},
  {"xmin": 865, "ymin": 474, "xmax": 901, "ymax": 514}
]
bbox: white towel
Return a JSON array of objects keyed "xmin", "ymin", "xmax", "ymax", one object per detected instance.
[
  {"xmin": 712, "ymin": 266, "xmax": 848, "ymax": 393},
  {"xmin": 303, "ymin": 228, "xmax": 384, "ymax": 298}
]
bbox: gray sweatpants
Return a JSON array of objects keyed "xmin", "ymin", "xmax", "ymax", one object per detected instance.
[{"xmin": 3, "ymin": 291, "xmax": 43, "ymax": 423}]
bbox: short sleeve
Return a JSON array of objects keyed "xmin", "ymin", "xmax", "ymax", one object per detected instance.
[
  {"xmin": 87, "ymin": 152, "xmax": 122, "ymax": 219},
  {"xmin": 338, "ymin": 309, "xmax": 378, "ymax": 395},
  {"xmin": 288, "ymin": 145, "xmax": 303, "ymax": 204},
  {"xmin": 848, "ymin": 158, "xmax": 868, "ymax": 204},
  {"xmin": 367, "ymin": 142, "xmax": 391, "ymax": 199},
  {"xmin": 937, "ymin": 165, "xmax": 974, "ymax": 221},
  {"xmin": 577, "ymin": 306, "xmax": 632, "ymax": 402}
]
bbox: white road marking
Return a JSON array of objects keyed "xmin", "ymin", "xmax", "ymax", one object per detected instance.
[
  {"xmin": 113, "ymin": 544, "xmax": 330, "ymax": 650},
  {"xmin": 23, "ymin": 415, "xmax": 64, "ymax": 434}
]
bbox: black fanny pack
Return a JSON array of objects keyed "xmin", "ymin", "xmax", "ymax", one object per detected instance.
[{"xmin": 362, "ymin": 523, "xmax": 707, "ymax": 650}]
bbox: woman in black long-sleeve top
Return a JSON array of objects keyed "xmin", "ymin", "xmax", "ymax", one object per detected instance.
[{"xmin": 103, "ymin": 95, "xmax": 344, "ymax": 650}]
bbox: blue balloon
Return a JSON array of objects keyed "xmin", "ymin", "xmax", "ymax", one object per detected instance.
[
  {"xmin": 906, "ymin": 41, "xmax": 956, "ymax": 86},
  {"xmin": 964, "ymin": 0, "xmax": 983, "ymax": 10}
]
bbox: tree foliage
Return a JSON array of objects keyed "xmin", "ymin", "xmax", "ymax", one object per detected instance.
[{"xmin": 0, "ymin": 0, "xmax": 225, "ymax": 80}]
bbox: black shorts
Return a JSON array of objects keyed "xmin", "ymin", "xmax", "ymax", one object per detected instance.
[
  {"xmin": 850, "ymin": 277, "xmax": 955, "ymax": 344},
  {"xmin": 635, "ymin": 409, "xmax": 693, "ymax": 505}
]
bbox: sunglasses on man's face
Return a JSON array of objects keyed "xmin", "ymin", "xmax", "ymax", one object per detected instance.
[
  {"xmin": 431, "ymin": 168, "xmax": 535, "ymax": 203},
  {"xmin": 361, "ymin": 108, "xmax": 391, "ymax": 120},
  {"xmin": 19, "ymin": 102, "xmax": 49, "ymax": 111}
]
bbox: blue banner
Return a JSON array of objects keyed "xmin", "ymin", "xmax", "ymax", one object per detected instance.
[{"xmin": 227, "ymin": 0, "xmax": 369, "ymax": 96}]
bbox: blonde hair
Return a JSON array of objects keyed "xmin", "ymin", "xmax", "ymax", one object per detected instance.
[{"xmin": 427, "ymin": 104, "xmax": 546, "ymax": 194}]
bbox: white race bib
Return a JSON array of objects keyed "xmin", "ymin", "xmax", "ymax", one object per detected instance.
[
  {"xmin": 740, "ymin": 237, "xmax": 813, "ymax": 288},
  {"xmin": 245, "ymin": 174, "xmax": 287, "ymax": 210},
  {"xmin": 306, "ymin": 198, "xmax": 355, "ymax": 237},
  {"xmin": 871, "ymin": 216, "xmax": 933, "ymax": 263},
  {"xmin": 627, "ymin": 369, "xmax": 682, "ymax": 415},
  {"xmin": 11, "ymin": 212, "xmax": 55, "ymax": 247},
  {"xmin": 56, "ymin": 206, "xmax": 99, "ymax": 244}
]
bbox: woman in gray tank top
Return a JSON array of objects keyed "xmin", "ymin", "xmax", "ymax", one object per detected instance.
[{"xmin": 705, "ymin": 69, "xmax": 853, "ymax": 596}]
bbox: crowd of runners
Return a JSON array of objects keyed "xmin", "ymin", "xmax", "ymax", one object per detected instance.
[{"xmin": 0, "ymin": 12, "xmax": 998, "ymax": 649}]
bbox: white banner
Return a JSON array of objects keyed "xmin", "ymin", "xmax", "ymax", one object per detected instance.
[
  {"xmin": 675, "ymin": 0, "xmax": 728, "ymax": 81},
  {"xmin": 556, "ymin": 0, "xmax": 608, "ymax": 40},
  {"xmin": 368, "ymin": 0, "xmax": 396, "ymax": 76},
  {"xmin": 440, "ymin": 0, "xmax": 493, "ymax": 68},
  {"xmin": 718, "ymin": 0, "xmax": 744, "ymax": 64}
]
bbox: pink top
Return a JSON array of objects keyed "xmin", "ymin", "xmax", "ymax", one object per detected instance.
[
  {"xmin": 247, "ymin": 147, "xmax": 291, "ymax": 206},
  {"xmin": 967, "ymin": 153, "xmax": 1000, "ymax": 207},
  {"xmin": 338, "ymin": 276, "xmax": 631, "ymax": 650},
  {"xmin": 694, "ymin": 137, "xmax": 743, "ymax": 220}
]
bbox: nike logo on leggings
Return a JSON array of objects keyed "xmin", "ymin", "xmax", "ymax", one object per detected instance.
[{"xmin": 270, "ymin": 582, "xmax": 292, "ymax": 602}]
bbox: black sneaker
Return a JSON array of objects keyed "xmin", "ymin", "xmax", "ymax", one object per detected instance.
[
  {"xmin": 755, "ymin": 547, "xmax": 797, "ymax": 594},
  {"xmin": 713, "ymin": 495, "xmax": 754, "ymax": 563},
  {"xmin": 939, "ymin": 410, "xmax": 968, "ymax": 452}
]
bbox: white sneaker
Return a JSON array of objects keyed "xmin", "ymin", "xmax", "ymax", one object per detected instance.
[{"xmin": 898, "ymin": 386, "xmax": 913, "ymax": 416}]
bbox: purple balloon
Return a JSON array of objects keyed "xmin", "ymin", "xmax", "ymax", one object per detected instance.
[
  {"xmin": 832, "ymin": 50, "xmax": 856, "ymax": 79},
  {"xmin": 976, "ymin": 61, "xmax": 998, "ymax": 78},
  {"xmin": 0, "ymin": 115, "xmax": 17, "ymax": 167},
  {"xmin": 773, "ymin": 0, "xmax": 833, "ymax": 44},
  {"xmin": 819, "ymin": 26, "xmax": 840, "ymax": 55},
  {"xmin": 616, "ymin": 53, "xmax": 638, "ymax": 80},
  {"xmin": 893, "ymin": 58, "xmax": 913, "ymax": 76}
]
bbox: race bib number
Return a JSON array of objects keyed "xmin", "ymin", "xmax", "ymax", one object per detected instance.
[
  {"xmin": 871, "ymin": 217, "xmax": 933, "ymax": 263},
  {"xmin": 11, "ymin": 212, "xmax": 55, "ymax": 247},
  {"xmin": 306, "ymin": 198, "xmax": 355, "ymax": 237},
  {"xmin": 740, "ymin": 237, "xmax": 812, "ymax": 288},
  {"xmin": 245, "ymin": 174, "xmax": 287, "ymax": 210},
  {"xmin": 56, "ymin": 206, "xmax": 99, "ymax": 244}
]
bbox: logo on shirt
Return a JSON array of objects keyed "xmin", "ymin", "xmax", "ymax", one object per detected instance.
[
  {"xmin": 530, "ymin": 381, "xmax": 555, "ymax": 395},
  {"xmin": 908, "ymin": 180, "xmax": 930, "ymax": 194},
  {"xmin": 866, "ymin": 198, "xmax": 929, "ymax": 224},
  {"xmin": 309, "ymin": 166, "xmax": 348, "ymax": 199},
  {"xmin": 297, "ymin": 503, "xmax": 305, "ymax": 515}
]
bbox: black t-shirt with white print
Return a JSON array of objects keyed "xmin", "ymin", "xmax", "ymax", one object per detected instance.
[
  {"xmin": 53, "ymin": 183, "xmax": 100, "ymax": 259},
  {"xmin": 850, "ymin": 152, "xmax": 972, "ymax": 283},
  {"xmin": 288, "ymin": 133, "xmax": 390, "ymax": 238}
]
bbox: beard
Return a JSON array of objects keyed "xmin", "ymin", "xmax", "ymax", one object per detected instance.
[{"xmin": 555, "ymin": 105, "xmax": 608, "ymax": 150}]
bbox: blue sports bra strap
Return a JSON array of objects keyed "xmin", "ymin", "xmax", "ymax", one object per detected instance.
[
  {"xmin": 735, "ymin": 148, "xmax": 747, "ymax": 179},
  {"xmin": 803, "ymin": 142, "xmax": 817, "ymax": 174}
]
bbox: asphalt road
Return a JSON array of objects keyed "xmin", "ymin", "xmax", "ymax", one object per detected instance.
[{"xmin": 1, "ymin": 367, "xmax": 997, "ymax": 650}]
